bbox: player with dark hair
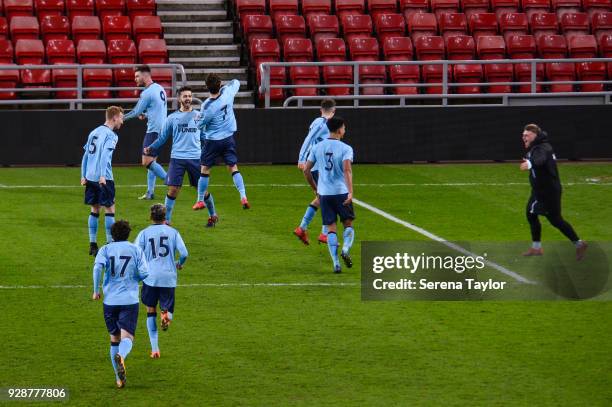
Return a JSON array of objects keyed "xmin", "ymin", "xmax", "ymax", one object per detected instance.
[
  {"xmin": 135, "ymin": 204, "xmax": 188, "ymax": 358},
  {"xmin": 123, "ymin": 65, "xmax": 168, "ymax": 200},
  {"xmin": 304, "ymin": 117, "xmax": 355, "ymax": 273},
  {"xmin": 194, "ymin": 74, "xmax": 250, "ymax": 210},
  {"xmin": 92, "ymin": 219, "xmax": 149, "ymax": 388},
  {"xmin": 520, "ymin": 123, "xmax": 588, "ymax": 260},
  {"xmin": 145, "ymin": 86, "xmax": 218, "ymax": 226},
  {"xmin": 81, "ymin": 106, "xmax": 124, "ymax": 255},
  {"xmin": 293, "ymin": 99, "xmax": 336, "ymax": 245}
]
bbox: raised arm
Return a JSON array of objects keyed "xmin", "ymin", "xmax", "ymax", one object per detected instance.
[{"xmin": 222, "ymin": 79, "xmax": 241, "ymax": 99}]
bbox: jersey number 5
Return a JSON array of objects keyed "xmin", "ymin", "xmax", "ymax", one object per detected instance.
[
  {"xmin": 148, "ymin": 236, "xmax": 170, "ymax": 258},
  {"xmin": 325, "ymin": 152, "xmax": 334, "ymax": 171},
  {"xmin": 109, "ymin": 256, "xmax": 131, "ymax": 277}
]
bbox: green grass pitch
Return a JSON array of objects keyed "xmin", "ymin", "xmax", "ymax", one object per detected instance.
[{"xmin": 0, "ymin": 163, "xmax": 611, "ymax": 406}]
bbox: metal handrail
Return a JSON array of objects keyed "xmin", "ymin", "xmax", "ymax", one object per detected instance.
[{"xmin": 258, "ymin": 57, "xmax": 612, "ymax": 108}]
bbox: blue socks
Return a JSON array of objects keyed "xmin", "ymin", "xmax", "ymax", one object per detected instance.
[
  {"xmin": 146, "ymin": 312, "xmax": 159, "ymax": 352},
  {"xmin": 327, "ymin": 232, "xmax": 340, "ymax": 268},
  {"xmin": 147, "ymin": 170, "xmax": 156, "ymax": 195},
  {"xmin": 88, "ymin": 212, "xmax": 99, "ymax": 243},
  {"xmin": 342, "ymin": 227, "xmax": 354, "ymax": 254},
  {"xmin": 165, "ymin": 195, "xmax": 176, "ymax": 223},
  {"xmin": 197, "ymin": 173, "xmax": 209, "ymax": 202},
  {"xmin": 300, "ymin": 205, "xmax": 317, "ymax": 230},
  {"xmin": 232, "ymin": 171, "xmax": 246, "ymax": 200},
  {"xmin": 104, "ymin": 213, "xmax": 115, "ymax": 243},
  {"xmin": 110, "ymin": 341, "xmax": 119, "ymax": 380},
  {"xmin": 204, "ymin": 192, "xmax": 216, "ymax": 216},
  {"xmin": 118, "ymin": 338, "xmax": 133, "ymax": 359},
  {"xmin": 146, "ymin": 161, "xmax": 167, "ymax": 195}
]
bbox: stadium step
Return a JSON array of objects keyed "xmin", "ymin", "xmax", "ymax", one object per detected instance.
[
  {"xmin": 168, "ymin": 45, "xmax": 240, "ymax": 58},
  {"xmin": 164, "ymin": 33, "xmax": 234, "ymax": 45},
  {"xmin": 169, "ymin": 57, "xmax": 241, "ymax": 68},
  {"xmin": 156, "ymin": 0, "xmax": 227, "ymax": 12},
  {"xmin": 157, "ymin": 10, "xmax": 228, "ymax": 22},
  {"xmin": 185, "ymin": 68, "xmax": 249, "ymax": 81},
  {"xmin": 193, "ymin": 91, "xmax": 255, "ymax": 107},
  {"xmin": 187, "ymin": 79, "xmax": 248, "ymax": 90},
  {"xmin": 162, "ymin": 21, "xmax": 233, "ymax": 35}
]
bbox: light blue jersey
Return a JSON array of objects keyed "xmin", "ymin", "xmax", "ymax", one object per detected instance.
[
  {"xmin": 124, "ymin": 82, "xmax": 167, "ymax": 133},
  {"xmin": 81, "ymin": 125, "xmax": 118, "ymax": 182},
  {"xmin": 307, "ymin": 138, "xmax": 353, "ymax": 196},
  {"xmin": 298, "ymin": 117, "xmax": 330, "ymax": 172},
  {"xmin": 135, "ymin": 224, "xmax": 188, "ymax": 288},
  {"xmin": 149, "ymin": 109, "xmax": 201, "ymax": 160},
  {"xmin": 197, "ymin": 79, "xmax": 240, "ymax": 141},
  {"xmin": 93, "ymin": 241, "xmax": 149, "ymax": 305}
]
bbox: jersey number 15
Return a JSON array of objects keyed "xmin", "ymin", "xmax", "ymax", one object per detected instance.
[{"xmin": 148, "ymin": 236, "xmax": 170, "ymax": 258}]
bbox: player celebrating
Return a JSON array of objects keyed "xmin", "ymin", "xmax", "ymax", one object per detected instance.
[
  {"xmin": 194, "ymin": 74, "xmax": 250, "ymax": 210},
  {"xmin": 520, "ymin": 124, "xmax": 588, "ymax": 260},
  {"xmin": 293, "ymin": 99, "xmax": 336, "ymax": 245},
  {"xmin": 135, "ymin": 204, "xmax": 188, "ymax": 359},
  {"xmin": 304, "ymin": 117, "xmax": 355, "ymax": 273},
  {"xmin": 145, "ymin": 86, "xmax": 218, "ymax": 226},
  {"xmin": 123, "ymin": 65, "xmax": 168, "ymax": 200},
  {"xmin": 92, "ymin": 220, "xmax": 149, "ymax": 389},
  {"xmin": 81, "ymin": 106, "xmax": 124, "ymax": 256}
]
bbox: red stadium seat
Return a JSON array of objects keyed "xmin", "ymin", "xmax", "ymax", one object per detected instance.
[
  {"xmin": 477, "ymin": 35, "xmax": 513, "ymax": 92},
  {"xmin": 249, "ymin": 37, "xmax": 280, "ymax": 66},
  {"xmin": 316, "ymin": 36, "xmax": 346, "ymax": 59},
  {"xmin": 103, "ymin": 15, "xmax": 130, "ymax": 41},
  {"xmin": 568, "ymin": 33, "xmax": 597, "ymax": 55},
  {"xmin": 235, "ymin": 0, "xmax": 266, "ymax": 18},
  {"xmin": 138, "ymin": 38, "xmax": 167, "ymax": 62},
  {"xmin": 283, "ymin": 38, "xmax": 318, "ymax": 96},
  {"xmin": 268, "ymin": 0, "xmax": 297, "ymax": 19},
  {"xmin": 132, "ymin": 15, "xmax": 161, "ymax": 44},
  {"xmin": 47, "ymin": 39, "xmax": 76, "ymax": 98},
  {"xmin": 77, "ymin": 38, "xmax": 112, "ymax": 97},
  {"xmin": 499, "ymin": 12, "xmax": 528, "ymax": 42},
  {"xmin": 72, "ymin": 15, "xmax": 100, "ymax": 45},
  {"xmin": 400, "ymin": 0, "xmax": 429, "ymax": 22},
  {"xmin": 530, "ymin": 12, "xmax": 558, "ymax": 41},
  {"xmin": 430, "ymin": 0, "xmax": 458, "ymax": 19},
  {"xmin": 383, "ymin": 36, "xmax": 419, "ymax": 94},
  {"xmin": 15, "ymin": 39, "xmax": 51, "ymax": 89},
  {"xmin": 95, "ymin": 0, "xmax": 125, "ymax": 19},
  {"xmin": 583, "ymin": 0, "xmax": 612, "ymax": 19},
  {"xmin": 77, "ymin": 37, "xmax": 105, "ymax": 61},
  {"xmin": 275, "ymin": 14, "xmax": 306, "ymax": 45},
  {"xmin": 507, "ymin": 34, "xmax": 544, "ymax": 91},
  {"xmin": 9, "ymin": 15, "xmax": 38, "ymax": 43},
  {"xmin": 368, "ymin": 0, "xmax": 398, "ymax": 20},
  {"xmin": 461, "ymin": 0, "xmax": 489, "ymax": 20},
  {"xmin": 537, "ymin": 34, "xmax": 574, "ymax": 92},
  {"xmin": 446, "ymin": 33, "xmax": 475, "ymax": 59},
  {"xmin": 592, "ymin": 12, "xmax": 612, "ymax": 41},
  {"xmin": 341, "ymin": 14, "xmax": 373, "ymax": 43},
  {"xmin": 469, "ymin": 12, "xmax": 498, "ymax": 40},
  {"xmin": 537, "ymin": 32, "xmax": 567, "ymax": 55},
  {"xmin": 0, "ymin": 39, "xmax": 19, "ymax": 98},
  {"xmin": 66, "ymin": 0, "xmax": 93, "ymax": 20},
  {"xmin": 4, "ymin": 0, "xmax": 33, "ymax": 22},
  {"xmin": 242, "ymin": 14, "xmax": 272, "ymax": 45},
  {"xmin": 35, "ymin": 0, "xmax": 64, "ymax": 22},
  {"xmin": 302, "ymin": 0, "xmax": 331, "ymax": 18},
  {"xmin": 256, "ymin": 64, "xmax": 286, "ymax": 101},
  {"xmin": 453, "ymin": 63, "xmax": 483, "ymax": 93},
  {"xmin": 439, "ymin": 12, "xmax": 467, "ymax": 40},
  {"xmin": 415, "ymin": 35, "xmax": 445, "ymax": 93},
  {"xmin": 374, "ymin": 13, "xmax": 405, "ymax": 43},
  {"xmin": 317, "ymin": 37, "xmax": 352, "ymax": 95},
  {"xmin": 408, "ymin": 12, "xmax": 437, "ymax": 42},
  {"xmin": 576, "ymin": 60, "xmax": 606, "ymax": 90},
  {"xmin": 335, "ymin": 0, "xmax": 365, "ymax": 19},
  {"xmin": 490, "ymin": 0, "xmax": 518, "ymax": 18},
  {"xmin": 560, "ymin": 12, "xmax": 590, "ymax": 40},
  {"xmin": 446, "ymin": 35, "xmax": 480, "ymax": 94},
  {"xmin": 126, "ymin": 0, "xmax": 155, "ymax": 19},
  {"xmin": 349, "ymin": 37, "xmax": 385, "ymax": 94},
  {"xmin": 521, "ymin": 0, "xmax": 550, "ymax": 20},
  {"xmin": 308, "ymin": 14, "xmax": 339, "ymax": 43},
  {"xmin": 0, "ymin": 17, "xmax": 7, "ymax": 39},
  {"xmin": 599, "ymin": 33, "xmax": 612, "ymax": 76},
  {"xmin": 550, "ymin": 0, "xmax": 580, "ymax": 19},
  {"xmin": 107, "ymin": 38, "xmax": 137, "ymax": 96},
  {"xmin": 40, "ymin": 15, "xmax": 70, "ymax": 44}
]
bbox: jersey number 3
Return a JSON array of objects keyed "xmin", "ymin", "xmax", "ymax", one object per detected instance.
[{"xmin": 325, "ymin": 152, "xmax": 334, "ymax": 171}]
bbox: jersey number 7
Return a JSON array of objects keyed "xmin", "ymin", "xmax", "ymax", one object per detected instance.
[{"xmin": 109, "ymin": 256, "xmax": 131, "ymax": 277}]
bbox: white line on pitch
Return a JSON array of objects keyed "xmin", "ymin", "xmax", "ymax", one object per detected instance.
[
  {"xmin": 352, "ymin": 198, "xmax": 536, "ymax": 285},
  {"xmin": 0, "ymin": 282, "xmax": 359, "ymax": 289}
]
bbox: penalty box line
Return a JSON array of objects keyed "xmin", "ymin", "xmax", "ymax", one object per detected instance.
[{"xmin": 352, "ymin": 198, "xmax": 537, "ymax": 285}]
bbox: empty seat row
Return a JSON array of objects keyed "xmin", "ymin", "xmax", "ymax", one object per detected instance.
[{"xmin": 1, "ymin": 0, "xmax": 156, "ymax": 21}]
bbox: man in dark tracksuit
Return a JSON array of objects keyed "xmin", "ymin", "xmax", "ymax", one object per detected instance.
[{"xmin": 520, "ymin": 124, "xmax": 588, "ymax": 260}]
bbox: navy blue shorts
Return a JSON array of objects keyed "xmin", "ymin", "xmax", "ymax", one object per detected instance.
[
  {"xmin": 200, "ymin": 135, "xmax": 238, "ymax": 168},
  {"xmin": 166, "ymin": 158, "xmax": 200, "ymax": 187},
  {"xmin": 141, "ymin": 282, "xmax": 175, "ymax": 313},
  {"xmin": 320, "ymin": 193, "xmax": 355, "ymax": 226},
  {"xmin": 103, "ymin": 303, "xmax": 139, "ymax": 336},
  {"xmin": 143, "ymin": 132, "xmax": 160, "ymax": 157},
  {"xmin": 311, "ymin": 170, "xmax": 319, "ymax": 185},
  {"xmin": 84, "ymin": 180, "xmax": 115, "ymax": 207}
]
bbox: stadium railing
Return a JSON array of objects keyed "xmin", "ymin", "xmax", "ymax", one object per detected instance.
[
  {"xmin": 258, "ymin": 58, "xmax": 612, "ymax": 108},
  {"xmin": 0, "ymin": 63, "xmax": 187, "ymax": 109}
]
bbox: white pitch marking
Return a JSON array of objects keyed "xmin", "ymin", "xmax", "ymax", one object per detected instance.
[
  {"xmin": 353, "ymin": 198, "xmax": 537, "ymax": 285},
  {"xmin": 0, "ymin": 282, "xmax": 359, "ymax": 289}
]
